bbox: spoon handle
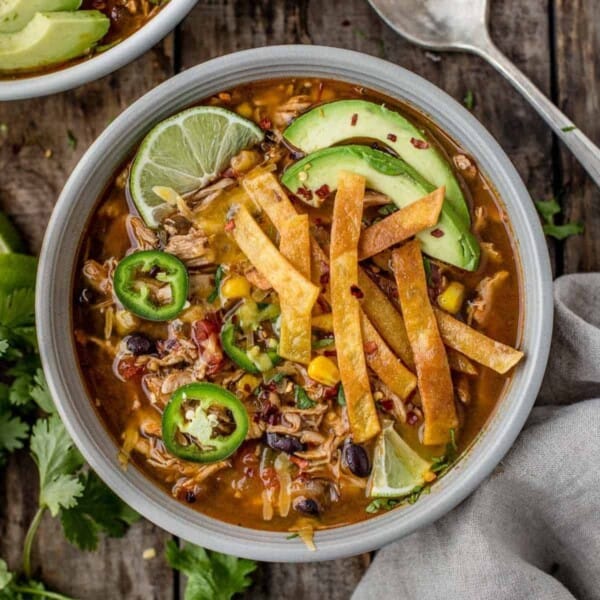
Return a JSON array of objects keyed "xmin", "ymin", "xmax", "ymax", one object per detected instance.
[{"xmin": 473, "ymin": 35, "xmax": 600, "ymax": 189}]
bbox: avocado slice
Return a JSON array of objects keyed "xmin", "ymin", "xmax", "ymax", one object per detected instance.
[
  {"xmin": 0, "ymin": 0, "xmax": 81, "ymax": 34},
  {"xmin": 281, "ymin": 145, "xmax": 480, "ymax": 271},
  {"xmin": 0, "ymin": 11, "xmax": 109, "ymax": 72},
  {"xmin": 283, "ymin": 99, "xmax": 471, "ymax": 227}
]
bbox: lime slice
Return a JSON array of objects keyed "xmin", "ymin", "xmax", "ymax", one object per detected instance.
[
  {"xmin": 130, "ymin": 106, "xmax": 264, "ymax": 228},
  {"xmin": 0, "ymin": 212, "xmax": 24, "ymax": 254},
  {"xmin": 368, "ymin": 422, "xmax": 432, "ymax": 498}
]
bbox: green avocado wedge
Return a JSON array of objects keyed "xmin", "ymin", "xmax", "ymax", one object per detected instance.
[
  {"xmin": 283, "ymin": 99, "xmax": 471, "ymax": 227},
  {"xmin": 281, "ymin": 145, "xmax": 480, "ymax": 271},
  {"xmin": 0, "ymin": 11, "xmax": 109, "ymax": 72},
  {"xmin": 0, "ymin": 0, "xmax": 81, "ymax": 33}
]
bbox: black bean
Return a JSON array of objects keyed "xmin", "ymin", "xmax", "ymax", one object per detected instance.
[
  {"xmin": 148, "ymin": 265, "xmax": 161, "ymax": 278},
  {"xmin": 264, "ymin": 432, "xmax": 305, "ymax": 454},
  {"xmin": 185, "ymin": 491, "xmax": 196, "ymax": 503},
  {"xmin": 126, "ymin": 333, "xmax": 156, "ymax": 356},
  {"xmin": 343, "ymin": 442, "xmax": 371, "ymax": 477},
  {"xmin": 293, "ymin": 496, "xmax": 320, "ymax": 516}
]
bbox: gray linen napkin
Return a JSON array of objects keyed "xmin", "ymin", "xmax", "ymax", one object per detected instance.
[{"xmin": 353, "ymin": 273, "xmax": 600, "ymax": 600}]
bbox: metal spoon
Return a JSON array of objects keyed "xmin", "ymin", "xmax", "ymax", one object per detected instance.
[{"xmin": 367, "ymin": 0, "xmax": 600, "ymax": 188}]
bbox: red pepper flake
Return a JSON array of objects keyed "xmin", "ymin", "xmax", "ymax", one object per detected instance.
[
  {"xmin": 117, "ymin": 356, "xmax": 146, "ymax": 381},
  {"xmin": 296, "ymin": 186, "xmax": 314, "ymax": 201},
  {"xmin": 379, "ymin": 399, "xmax": 394, "ymax": 412},
  {"xmin": 323, "ymin": 385, "xmax": 339, "ymax": 400},
  {"xmin": 259, "ymin": 117, "xmax": 272, "ymax": 130},
  {"xmin": 320, "ymin": 272, "xmax": 330, "ymax": 285},
  {"xmin": 387, "ymin": 133, "xmax": 398, "ymax": 142},
  {"xmin": 315, "ymin": 184, "xmax": 330, "ymax": 199},
  {"xmin": 316, "ymin": 81, "xmax": 324, "ymax": 101},
  {"xmin": 406, "ymin": 411, "xmax": 419, "ymax": 426},
  {"xmin": 224, "ymin": 219, "xmax": 235, "ymax": 232},
  {"xmin": 350, "ymin": 285, "xmax": 364, "ymax": 299},
  {"xmin": 351, "ymin": 113, "xmax": 358, "ymax": 126},
  {"xmin": 410, "ymin": 137, "xmax": 430, "ymax": 149},
  {"xmin": 323, "ymin": 349, "xmax": 337, "ymax": 357},
  {"xmin": 290, "ymin": 455, "xmax": 310, "ymax": 470},
  {"xmin": 430, "ymin": 228, "xmax": 445, "ymax": 238},
  {"xmin": 364, "ymin": 341, "xmax": 378, "ymax": 355}
]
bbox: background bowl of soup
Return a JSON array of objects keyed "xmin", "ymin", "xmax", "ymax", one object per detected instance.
[
  {"xmin": 0, "ymin": 0, "xmax": 198, "ymax": 101},
  {"xmin": 37, "ymin": 45, "xmax": 553, "ymax": 561}
]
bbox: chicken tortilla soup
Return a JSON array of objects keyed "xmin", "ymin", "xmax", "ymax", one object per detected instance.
[{"xmin": 73, "ymin": 79, "xmax": 523, "ymax": 539}]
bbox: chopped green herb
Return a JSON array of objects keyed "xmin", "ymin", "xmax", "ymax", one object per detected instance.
[
  {"xmin": 67, "ymin": 130, "xmax": 77, "ymax": 150},
  {"xmin": 286, "ymin": 532, "xmax": 300, "ymax": 540},
  {"xmin": 534, "ymin": 198, "xmax": 584, "ymax": 240},
  {"xmin": 165, "ymin": 540, "xmax": 257, "ymax": 600},
  {"xmin": 207, "ymin": 265, "xmax": 225, "ymax": 303},
  {"xmin": 365, "ymin": 497, "xmax": 400, "ymax": 513},
  {"xmin": 266, "ymin": 372, "xmax": 285, "ymax": 384},
  {"xmin": 312, "ymin": 336, "xmax": 334, "ymax": 349},
  {"xmin": 422, "ymin": 256, "xmax": 432, "ymax": 286},
  {"xmin": 561, "ymin": 125, "xmax": 577, "ymax": 132},
  {"xmin": 294, "ymin": 385, "xmax": 315, "ymax": 409},
  {"xmin": 377, "ymin": 203, "xmax": 398, "ymax": 217},
  {"xmin": 463, "ymin": 89, "xmax": 474, "ymax": 110},
  {"xmin": 337, "ymin": 385, "xmax": 346, "ymax": 406},
  {"xmin": 407, "ymin": 484, "xmax": 430, "ymax": 505}
]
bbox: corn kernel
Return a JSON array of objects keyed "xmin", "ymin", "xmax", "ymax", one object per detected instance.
[
  {"xmin": 114, "ymin": 310, "xmax": 140, "ymax": 336},
  {"xmin": 221, "ymin": 275, "xmax": 251, "ymax": 299},
  {"xmin": 437, "ymin": 281, "xmax": 466, "ymax": 314},
  {"xmin": 236, "ymin": 374, "xmax": 261, "ymax": 397},
  {"xmin": 311, "ymin": 313, "xmax": 333, "ymax": 332},
  {"xmin": 307, "ymin": 355, "xmax": 340, "ymax": 387},
  {"xmin": 235, "ymin": 102, "xmax": 254, "ymax": 119},
  {"xmin": 423, "ymin": 470, "xmax": 437, "ymax": 483}
]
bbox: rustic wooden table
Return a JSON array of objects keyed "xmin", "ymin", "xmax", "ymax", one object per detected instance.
[{"xmin": 1, "ymin": 1, "xmax": 598, "ymax": 598}]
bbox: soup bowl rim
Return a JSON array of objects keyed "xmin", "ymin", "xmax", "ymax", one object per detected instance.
[
  {"xmin": 37, "ymin": 45, "xmax": 553, "ymax": 562},
  {"xmin": 0, "ymin": 0, "xmax": 198, "ymax": 101}
]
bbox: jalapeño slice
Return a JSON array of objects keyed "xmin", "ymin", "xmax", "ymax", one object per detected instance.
[
  {"xmin": 113, "ymin": 250, "xmax": 188, "ymax": 321},
  {"xmin": 162, "ymin": 383, "xmax": 249, "ymax": 463},
  {"xmin": 220, "ymin": 320, "xmax": 280, "ymax": 374}
]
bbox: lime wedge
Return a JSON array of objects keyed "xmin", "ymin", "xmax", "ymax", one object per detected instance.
[
  {"xmin": 0, "ymin": 212, "xmax": 24, "ymax": 254},
  {"xmin": 129, "ymin": 106, "xmax": 264, "ymax": 228},
  {"xmin": 368, "ymin": 422, "xmax": 432, "ymax": 498}
]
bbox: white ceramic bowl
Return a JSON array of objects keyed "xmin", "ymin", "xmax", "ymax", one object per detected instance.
[
  {"xmin": 0, "ymin": 0, "xmax": 197, "ymax": 101},
  {"xmin": 37, "ymin": 46, "xmax": 553, "ymax": 562}
]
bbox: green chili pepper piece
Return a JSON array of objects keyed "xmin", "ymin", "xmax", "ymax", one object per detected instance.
[
  {"xmin": 113, "ymin": 250, "xmax": 188, "ymax": 321},
  {"xmin": 221, "ymin": 321, "xmax": 280, "ymax": 374},
  {"xmin": 162, "ymin": 383, "xmax": 248, "ymax": 463}
]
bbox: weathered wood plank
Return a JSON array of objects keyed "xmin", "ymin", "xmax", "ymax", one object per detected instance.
[
  {"xmin": 0, "ymin": 42, "xmax": 176, "ymax": 600},
  {"xmin": 554, "ymin": 0, "xmax": 600, "ymax": 273}
]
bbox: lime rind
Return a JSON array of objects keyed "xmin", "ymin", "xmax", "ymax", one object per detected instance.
[
  {"xmin": 130, "ymin": 106, "xmax": 263, "ymax": 228},
  {"xmin": 368, "ymin": 422, "xmax": 432, "ymax": 498}
]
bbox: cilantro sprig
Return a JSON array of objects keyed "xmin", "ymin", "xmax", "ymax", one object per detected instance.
[
  {"xmin": 165, "ymin": 541, "xmax": 257, "ymax": 600},
  {"xmin": 534, "ymin": 197, "xmax": 584, "ymax": 240}
]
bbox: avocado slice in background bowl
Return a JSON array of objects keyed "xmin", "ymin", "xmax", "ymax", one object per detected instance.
[
  {"xmin": 0, "ymin": 0, "xmax": 81, "ymax": 33},
  {"xmin": 0, "ymin": 11, "xmax": 109, "ymax": 73},
  {"xmin": 283, "ymin": 99, "xmax": 471, "ymax": 228},
  {"xmin": 281, "ymin": 145, "xmax": 480, "ymax": 271}
]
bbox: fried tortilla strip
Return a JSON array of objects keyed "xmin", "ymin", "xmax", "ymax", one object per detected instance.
[
  {"xmin": 357, "ymin": 269, "xmax": 414, "ymax": 369},
  {"xmin": 434, "ymin": 308, "xmax": 524, "ymax": 374},
  {"xmin": 358, "ymin": 187, "xmax": 445, "ymax": 260},
  {"xmin": 230, "ymin": 205, "xmax": 319, "ymax": 316},
  {"xmin": 447, "ymin": 349, "xmax": 478, "ymax": 376},
  {"xmin": 360, "ymin": 312, "xmax": 417, "ymax": 400},
  {"xmin": 243, "ymin": 169, "xmax": 297, "ymax": 229},
  {"xmin": 392, "ymin": 240, "xmax": 458, "ymax": 445},
  {"xmin": 279, "ymin": 214, "xmax": 312, "ymax": 364},
  {"xmin": 330, "ymin": 171, "xmax": 380, "ymax": 443}
]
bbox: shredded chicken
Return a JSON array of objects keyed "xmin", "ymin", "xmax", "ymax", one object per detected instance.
[
  {"xmin": 127, "ymin": 215, "xmax": 158, "ymax": 250},
  {"xmin": 273, "ymin": 95, "xmax": 312, "ymax": 127},
  {"xmin": 82, "ymin": 258, "xmax": 116, "ymax": 295},
  {"xmin": 467, "ymin": 270, "xmax": 510, "ymax": 326},
  {"xmin": 165, "ymin": 227, "xmax": 215, "ymax": 266},
  {"xmin": 244, "ymin": 267, "xmax": 272, "ymax": 290}
]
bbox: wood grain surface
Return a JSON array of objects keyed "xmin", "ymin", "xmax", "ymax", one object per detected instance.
[{"xmin": 0, "ymin": 1, "xmax": 597, "ymax": 598}]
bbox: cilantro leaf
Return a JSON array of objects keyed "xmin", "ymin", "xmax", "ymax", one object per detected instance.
[
  {"xmin": 0, "ymin": 560, "xmax": 11, "ymax": 590},
  {"xmin": 30, "ymin": 416, "xmax": 84, "ymax": 516},
  {"xmin": 534, "ymin": 198, "xmax": 584, "ymax": 241},
  {"xmin": 0, "ymin": 559, "xmax": 76, "ymax": 600},
  {"xmin": 8, "ymin": 374, "xmax": 32, "ymax": 407},
  {"xmin": 337, "ymin": 385, "xmax": 346, "ymax": 406},
  {"xmin": 377, "ymin": 204, "xmax": 398, "ymax": 217},
  {"xmin": 294, "ymin": 385, "xmax": 315, "ymax": 409},
  {"xmin": 0, "ymin": 288, "xmax": 35, "ymax": 328},
  {"xmin": 0, "ymin": 412, "xmax": 28, "ymax": 453},
  {"xmin": 30, "ymin": 369, "xmax": 55, "ymax": 414},
  {"xmin": 165, "ymin": 541, "xmax": 257, "ymax": 600},
  {"xmin": 0, "ymin": 339, "xmax": 8, "ymax": 357},
  {"xmin": 543, "ymin": 222, "xmax": 585, "ymax": 240},
  {"xmin": 60, "ymin": 471, "xmax": 140, "ymax": 551},
  {"xmin": 463, "ymin": 89, "xmax": 474, "ymax": 110}
]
